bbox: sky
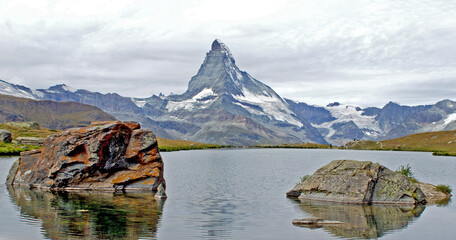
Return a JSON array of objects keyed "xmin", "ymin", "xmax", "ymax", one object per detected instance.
[{"xmin": 0, "ymin": 0, "xmax": 455, "ymax": 107}]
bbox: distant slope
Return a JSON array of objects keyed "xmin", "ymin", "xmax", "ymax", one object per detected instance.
[
  {"xmin": 0, "ymin": 94, "xmax": 117, "ymax": 129},
  {"xmin": 346, "ymin": 130, "xmax": 456, "ymax": 156},
  {"xmin": 156, "ymin": 137, "xmax": 221, "ymax": 151}
]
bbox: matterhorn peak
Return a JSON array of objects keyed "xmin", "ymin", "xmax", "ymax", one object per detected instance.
[{"xmin": 210, "ymin": 39, "xmax": 234, "ymax": 59}]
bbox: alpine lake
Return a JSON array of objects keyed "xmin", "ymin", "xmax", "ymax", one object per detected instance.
[{"xmin": 1, "ymin": 149, "xmax": 455, "ymax": 240}]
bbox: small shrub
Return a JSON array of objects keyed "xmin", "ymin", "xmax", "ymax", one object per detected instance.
[
  {"xmin": 435, "ymin": 184, "xmax": 452, "ymax": 194},
  {"xmin": 396, "ymin": 164, "xmax": 418, "ymax": 182}
]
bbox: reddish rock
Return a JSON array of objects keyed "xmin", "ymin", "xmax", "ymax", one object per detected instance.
[{"xmin": 7, "ymin": 121, "xmax": 166, "ymax": 198}]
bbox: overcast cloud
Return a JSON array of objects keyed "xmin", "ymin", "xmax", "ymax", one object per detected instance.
[{"xmin": 1, "ymin": 0, "xmax": 455, "ymax": 107}]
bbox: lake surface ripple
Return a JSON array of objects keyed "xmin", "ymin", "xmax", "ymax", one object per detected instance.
[{"xmin": 1, "ymin": 149, "xmax": 455, "ymax": 239}]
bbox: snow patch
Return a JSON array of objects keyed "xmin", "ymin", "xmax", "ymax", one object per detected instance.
[
  {"xmin": 166, "ymin": 88, "xmax": 217, "ymax": 111},
  {"xmin": 233, "ymin": 88, "xmax": 303, "ymax": 127},
  {"xmin": 32, "ymin": 90, "xmax": 44, "ymax": 98},
  {"xmin": 133, "ymin": 99, "xmax": 147, "ymax": 108},
  {"xmin": 444, "ymin": 113, "xmax": 456, "ymax": 125},
  {"xmin": 0, "ymin": 81, "xmax": 37, "ymax": 99},
  {"xmin": 61, "ymin": 85, "xmax": 76, "ymax": 92},
  {"xmin": 326, "ymin": 104, "xmax": 379, "ymax": 129},
  {"xmin": 313, "ymin": 103, "xmax": 382, "ymax": 139},
  {"xmin": 193, "ymin": 88, "xmax": 216, "ymax": 100}
]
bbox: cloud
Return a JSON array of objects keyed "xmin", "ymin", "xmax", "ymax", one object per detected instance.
[{"xmin": 0, "ymin": 0, "xmax": 455, "ymax": 106}]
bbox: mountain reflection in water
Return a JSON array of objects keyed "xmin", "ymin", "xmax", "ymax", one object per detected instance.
[
  {"xmin": 7, "ymin": 186, "xmax": 164, "ymax": 240},
  {"xmin": 294, "ymin": 199, "xmax": 425, "ymax": 239}
]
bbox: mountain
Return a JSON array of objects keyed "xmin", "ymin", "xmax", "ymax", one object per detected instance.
[
  {"xmin": 32, "ymin": 84, "xmax": 171, "ymax": 138},
  {"xmin": 381, "ymin": 100, "xmax": 456, "ymax": 139},
  {"xmin": 2, "ymin": 40, "xmax": 456, "ymax": 145},
  {"xmin": 134, "ymin": 39, "xmax": 326, "ymax": 145},
  {"xmin": 0, "ymin": 94, "xmax": 116, "ymax": 129},
  {"xmin": 0, "ymin": 80, "xmax": 37, "ymax": 99},
  {"xmin": 285, "ymin": 99, "xmax": 456, "ymax": 145}
]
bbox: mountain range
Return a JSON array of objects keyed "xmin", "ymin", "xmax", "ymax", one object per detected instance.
[{"xmin": 2, "ymin": 39, "xmax": 456, "ymax": 145}]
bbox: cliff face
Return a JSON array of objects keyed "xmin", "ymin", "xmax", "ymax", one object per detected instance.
[{"xmin": 7, "ymin": 121, "xmax": 166, "ymax": 198}]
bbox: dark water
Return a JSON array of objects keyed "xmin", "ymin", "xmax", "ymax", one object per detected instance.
[{"xmin": 1, "ymin": 149, "xmax": 456, "ymax": 239}]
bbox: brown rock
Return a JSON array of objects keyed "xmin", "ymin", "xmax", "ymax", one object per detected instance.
[{"xmin": 7, "ymin": 121, "xmax": 166, "ymax": 198}]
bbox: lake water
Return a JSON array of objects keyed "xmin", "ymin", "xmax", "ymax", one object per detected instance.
[{"xmin": 1, "ymin": 149, "xmax": 456, "ymax": 239}]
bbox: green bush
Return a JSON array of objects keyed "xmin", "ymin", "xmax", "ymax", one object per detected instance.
[
  {"xmin": 396, "ymin": 164, "xmax": 418, "ymax": 182},
  {"xmin": 435, "ymin": 184, "xmax": 452, "ymax": 194}
]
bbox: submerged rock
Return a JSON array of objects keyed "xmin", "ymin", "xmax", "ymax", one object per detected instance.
[
  {"xmin": 7, "ymin": 121, "xmax": 166, "ymax": 198},
  {"xmin": 287, "ymin": 160, "xmax": 450, "ymax": 204}
]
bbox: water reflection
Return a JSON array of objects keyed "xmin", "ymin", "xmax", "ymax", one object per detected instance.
[
  {"xmin": 7, "ymin": 186, "xmax": 164, "ymax": 240},
  {"xmin": 293, "ymin": 199, "xmax": 425, "ymax": 239}
]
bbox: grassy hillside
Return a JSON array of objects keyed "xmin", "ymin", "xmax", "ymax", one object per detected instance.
[
  {"xmin": 0, "ymin": 122, "xmax": 61, "ymax": 139},
  {"xmin": 0, "ymin": 94, "xmax": 116, "ymax": 130},
  {"xmin": 345, "ymin": 130, "xmax": 456, "ymax": 156},
  {"xmin": 255, "ymin": 142, "xmax": 332, "ymax": 149},
  {"xmin": 0, "ymin": 122, "xmax": 60, "ymax": 155},
  {"xmin": 157, "ymin": 137, "xmax": 222, "ymax": 151},
  {"xmin": 0, "ymin": 122, "xmax": 221, "ymax": 154}
]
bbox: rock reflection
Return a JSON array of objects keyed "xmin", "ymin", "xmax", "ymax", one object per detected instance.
[
  {"xmin": 7, "ymin": 186, "xmax": 164, "ymax": 240},
  {"xmin": 294, "ymin": 200, "xmax": 425, "ymax": 239}
]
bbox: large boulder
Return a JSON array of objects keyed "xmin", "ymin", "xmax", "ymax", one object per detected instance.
[
  {"xmin": 0, "ymin": 129, "xmax": 12, "ymax": 143},
  {"xmin": 7, "ymin": 121, "xmax": 166, "ymax": 198},
  {"xmin": 287, "ymin": 160, "xmax": 450, "ymax": 204}
]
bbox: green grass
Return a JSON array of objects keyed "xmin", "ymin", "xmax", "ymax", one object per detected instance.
[
  {"xmin": 0, "ymin": 142, "xmax": 40, "ymax": 155},
  {"xmin": 0, "ymin": 122, "xmax": 59, "ymax": 155},
  {"xmin": 435, "ymin": 184, "xmax": 452, "ymax": 194},
  {"xmin": 345, "ymin": 130, "xmax": 456, "ymax": 156}
]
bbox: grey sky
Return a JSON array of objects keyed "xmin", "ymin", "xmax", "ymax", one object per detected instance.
[{"xmin": 1, "ymin": 0, "xmax": 455, "ymax": 107}]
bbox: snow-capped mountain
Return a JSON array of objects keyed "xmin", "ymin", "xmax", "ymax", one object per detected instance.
[
  {"xmin": 0, "ymin": 80, "xmax": 37, "ymax": 99},
  {"xmin": 2, "ymin": 40, "xmax": 456, "ymax": 145},
  {"xmin": 135, "ymin": 39, "xmax": 325, "ymax": 145},
  {"xmin": 312, "ymin": 102, "xmax": 383, "ymax": 144}
]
